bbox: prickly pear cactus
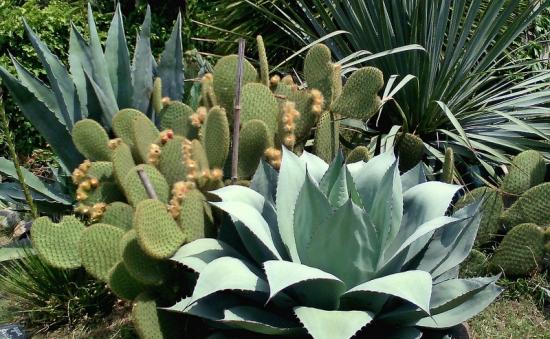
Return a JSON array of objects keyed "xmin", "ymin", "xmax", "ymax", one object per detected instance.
[
  {"xmin": 395, "ymin": 133, "xmax": 424, "ymax": 172},
  {"xmin": 501, "ymin": 150, "xmax": 546, "ymax": 199}
]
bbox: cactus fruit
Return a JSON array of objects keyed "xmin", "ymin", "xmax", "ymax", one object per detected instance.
[
  {"xmin": 257, "ymin": 35, "xmax": 269, "ymax": 87},
  {"xmin": 121, "ymin": 230, "xmax": 168, "ymax": 286},
  {"xmin": 442, "ymin": 148, "xmax": 455, "ymax": 184},
  {"xmin": 396, "ymin": 133, "xmax": 424, "ymax": 172},
  {"xmin": 80, "ymin": 223, "xmax": 125, "ymax": 282},
  {"xmin": 32, "ymin": 216, "xmax": 85, "ymax": 269},
  {"xmin": 201, "ymin": 107, "xmax": 230, "ymax": 169},
  {"xmin": 238, "ymin": 119, "xmax": 272, "ymax": 178},
  {"xmin": 159, "ymin": 102, "xmax": 197, "ymax": 139},
  {"xmin": 331, "ymin": 67, "xmax": 383, "ymax": 120},
  {"xmin": 124, "ymin": 165, "xmax": 170, "ymax": 206},
  {"xmin": 213, "ymin": 55, "xmax": 258, "ymax": 117},
  {"xmin": 490, "ymin": 223, "xmax": 545, "ymax": 276},
  {"xmin": 279, "ymin": 101, "xmax": 300, "ymax": 149},
  {"xmin": 500, "ymin": 182, "xmax": 550, "ymax": 227},
  {"xmin": 501, "ymin": 150, "xmax": 546, "ymax": 198},
  {"xmin": 345, "ymin": 146, "xmax": 371, "ymax": 164},
  {"xmin": 455, "ymin": 187, "xmax": 503, "ymax": 246},
  {"xmin": 108, "ymin": 262, "xmax": 147, "ymax": 301},
  {"xmin": 314, "ymin": 111, "xmax": 339, "ymax": 163},
  {"xmin": 152, "ymin": 77, "xmax": 163, "ymax": 114},
  {"xmin": 134, "ymin": 199, "xmax": 185, "ymax": 259},
  {"xmin": 72, "ymin": 119, "xmax": 112, "ymax": 161},
  {"xmin": 101, "ymin": 202, "xmax": 134, "ymax": 231}
]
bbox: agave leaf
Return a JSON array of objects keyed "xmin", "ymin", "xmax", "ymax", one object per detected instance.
[
  {"xmin": 105, "ymin": 4, "xmax": 132, "ymax": 108},
  {"xmin": 22, "ymin": 19, "xmax": 80, "ymax": 127},
  {"xmin": 293, "ymin": 173, "xmax": 331, "ymax": 261},
  {"xmin": 386, "ymin": 328, "xmax": 422, "ymax": 339},
  {"xmin": 342, "ymin": 270, "xmax": 432, "ymax": 314},
  {"xmin": 319, "ymin": 151, "xmax": 345, "ymax": 197},
  {"xmin": 158, "ymin": 12, "xmax": 184, "ymax": 101},
  {"xmin": 400, "ymin": 163, "xmax": 427, "ymax": 192},
  {"xmin": 415, "ymin": 200, "xmax": 482, "ymax": 277},
  {"xmin": 276, "ymin": 147, "xmax": 306, "ymax": 262},
  {"xmin": 211, "ymin": 201, "xmax": 282, "ymax": 262},
  {"xmin": 212, "ymin": 185, "xmax": 265, "ymax": 212},
  {"xmin": 83, "ymin": 70, "xmax": 119, "ymax": 127},
  {"xmin": 132, "ymin": 6, "xmax": 154, "ymax": 115},
  {"xmin": 305, "ymin": 200, "xmax": 379, "ymax": 287},
  {"xmin": 9, "ymin": 55, "xmax": 61, "ymax": 120},
  {"xmin": 222, "ymin": 306, "xmax": 303, "ymax": 335},
  {"xmin": 69, "ymin": 24, "xmax": 92, "ymax": 119},
  {"xmin": 264, "ymin": 260, "xmax": 345, "ymax": 309},
  {"xmin": 0, "ymin": 68, "xmax": 82, "ymax": 170},
  {"xmin": 170, "ymin": 239, "xmax": 245, "ymax": 273},
  {"xmin": 189, "ymin": 257, "xmax": 269, "ymax": 304},
  {"xmin": 326, "ymin": 162, "xmax": 350, "ymax": 208},
  {"xmin": 250, "ymin": 159, "xmax": 278, "ymax": 205},
  {"xmin": 413, "ymin": 281, "xmax": 502, "ymax": 328},
  {"xmin": 299, "ymin": 150, "xmax": 328, "ymax": 182},
  {"xmin": 294, "ymin": 307, "xmax": 374, "ymax": 339}
]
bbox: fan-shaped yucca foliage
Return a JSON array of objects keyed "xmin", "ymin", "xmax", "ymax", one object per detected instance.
[
  {"xmin": 168, "ymin": 149, "xmax": 502, "ymax": 338},
  {"xmin": 252, "ymin": 0, "xmax": 550, "ymax": 171}
]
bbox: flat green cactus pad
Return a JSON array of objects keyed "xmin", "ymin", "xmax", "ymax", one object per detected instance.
[
  {"xmin": 132, "ymin": 293, "xmax": 186, "ymax": 339},
  {"xmin": 442, "ymin": 148, "xmax": 455, "ymax": 184},
  {"xmin": 101, "ymin": 202, "xmax": 134, "ymax": 231},
  {"xmin": 314, "ymin": 111, "xmax": 339, "ymax": 163},
  {"xmin": 177, "ymin": 190, "xmax": 215, "ymax": 242},
  {"xmin": 72, "ymin": 119, "xmax": 112, "ymax": 161},
  {"xmin": 490, "ymin": 223, "xmax": 544, "ymax": 276},
  {"xmin": 112, "ymin": 143, "xmax": 137, "ymax": 185},
  {"xmin": 241, "ymin": 83, "xmax": 279, "ymax": 133},
  {"xmin": 501, "ymin": 150, "xmax": 546, "ymax": 197},
  {"xmin": 396, "ymin": 133, "xmax": 424, "ymax": 172},
  {"xmin": 454, "ymin": 187, "xmax": 503, "ymax": 246},
  {"xmin": 134, "ymin": 199, "xmax": 185, "ymax": 259},
  {"xmin": 460, "ymin": 249, "xmax": 487, "ymax": 278},
  {"xmin": 238, "ymin": 119, "xmax": 272, "ymax": 178},
  {"xmin": 123, "ymin": 165, "xmax": 170, "ymax": 206},
  {"xmin": 80, "ymin": 223, "xmax": 125, "ymax": 282},
  {"xmin": 113, "ymin": 109, "xmax": 141, "ymax": 147},
  {"xmin": 120, "ymin": 230, "xmax": 168, "ymax": 286},
  {"xmin": 346, "ymin": 146, "xmax": 371, "ymax": 164},
  {"xmin": 158, "ymin": 136, "xmax": 187, "ymax": 187},
  {"xmin": 159, "ymin": 102, "xmax": 196, "ymax": 139},
  {"xmin": 201, "ymin": 106, "xmax": 230, "ymax": 169},
  {"xmin": 501, "ymin": 182, "xmax": 550, "ymax": 227},
  {"xmin": 304, "ymin": 44, "xmax": 341, "ymax": 105},
  {"xmin": 32, "ymin": 216, "xmax": 85, "ymax": 269},
  {"xmin": 131, "ymin": 113, "xmax": 160, "ymax": 163},
  {"xmin": 108, "ymin": 262, "xmax": 146, "ymax": 301}
]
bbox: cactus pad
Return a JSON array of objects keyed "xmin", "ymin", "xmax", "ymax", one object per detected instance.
[
  {"xmin": 241, "ymin": 83, "xmax": 279, "ymax": 133},
  {"xmin": 501, "ymin": 150, "xmax": 546, "ymax": 197},
  {"xmin": 132, "ymin": 293, "xmax": 185, "ymax": 339},
  {"xmin": 490, "ymin": 223, "xmax": 544, "ymax": 276},
  {"xmin": 238, "ymin": 119, "xmax": 272, "ymax": 178},
  {"xmin": 120, "ymin": 230, "xmax": 168, "ymax": 286},
  {"xmin": 113, "ymin": 109, "xmax": 141, "ymax": 147},
  {"xmin": 201, "ymin": 107, "xmax": 230, "ymax": 169},
  {"xmin": 304, "ymin": 44, "xmax": 341, "ymax": 106},
  {"xmin": 72, "ymin": 119, "xmax": 112, "ymax": 161},
  {"xmin": 32, "ymin": 216, "xmax": 85, "ymax": 269},
  {"xmin": 346, "ymin": 146, "xmax": 371, "ymax": 164},
  {"xmin": 257, "ymin": 35, "xmax": 269, "ymax": 87},
  {"xmin": 396, "ymin": 133, "xmax": 424, "ymax": 172},
  {"xmin": 314, "ymin": 111, "xmax": 339, "ymax": 163},
  {"xmin": 159, "ymin": 102, "xmax": 196, "ymax": 138},
  {"xmin": 331, "ymin": 67, "xmax": 383, "ymax": 120},
  {"xmin": 212, "ymin": 55, "xmax": 258, "ymax": 117},
  {"xmin": 454, "ymin": 187, "xmax": 503, "ymax": 246},
  {"xmin": 177, "ymin": 190, "xmax": 215, "ymax": 242},
  {"xmin": 101, "ymin": 202, "xmax": 134, "ymax": 231},
  {"xmin": 112, "ymin": 143, "xmax": 137, "ymax": 185},
  {"xmin": 123, "ymin": 165, "xmax": 170, "ymax": 206},
  {"xmin": 442, "ymin": 148, "xmax": 455, "ymax": 184},
  {"xmin": 158, "ymin": 136, "xmax": 187, "ymax": 187},
  {"xmin": 108, "ymin": 262, "xmax": 147, "ymax": 301},
  {"xmin": 134, "ymin": 199, "xmax": 185, "ymax": 259},
  {"xmin": 460, "ymin": 249, "xmax": 487, "ymax": 278},
  {"xmin": 152, "ymin": 77, "xmax": 163, "ymax": 114},
  {"xmin": 501, "ymin": 182, "xmax": 550, "ymax": 227},
  {"xmin": 191, "ymin": 139, "xmax": 210, "ymax": 172},
  {"xmin": 80, "ymin": 223, "xmax": 125, "ymax": 282},
  {"xmin": 131, "ymin": 113, "xmax": 160, "ymax": 163}
]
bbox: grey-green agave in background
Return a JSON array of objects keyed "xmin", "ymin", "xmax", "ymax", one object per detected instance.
[{"xmin": 167, "ymin": 149, "xmax": 502, "ymax": 338}]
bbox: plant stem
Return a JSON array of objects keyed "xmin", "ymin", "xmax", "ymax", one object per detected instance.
[
  {"xmin": 231, "ymin": 38, "xmax": 246, "ymax": 184},
  {"xmin": 136, "ymin": 168, "xmax": 158, "ymax": 200},
  {"xmin": 0, "ymin": 87, "xmax": 38, "ymax": 218}
]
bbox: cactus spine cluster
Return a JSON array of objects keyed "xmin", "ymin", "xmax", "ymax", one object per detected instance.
[{"xmin": 455, "ymin": 150, "xmax": 550, "ymax": 276}]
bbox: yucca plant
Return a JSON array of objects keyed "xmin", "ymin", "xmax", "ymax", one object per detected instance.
[
  {"xmin": 166, "ymin": 149, "xmax": 502, "ymax": 338},
  {"xmin": 248, "ymin": 0, "xmax": 550, "ymax": 174}
]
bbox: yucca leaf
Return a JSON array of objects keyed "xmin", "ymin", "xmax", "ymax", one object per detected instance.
[
  {"xmin": 304, "ymin": 200, "xmax": 379, "ymax": 287},
  {"xmin": 105, "ymin": 4, "xmax": 133, "ymax": 109},
  {"xmin": 264, "ymin": 260, "xmax": 345, "ymax": 309},
  {"xmin": 158, "ymin": 12, "xmax": 184, "ymax": 101},
  {"xmin": 211, "ymin": 201, "xmax": 282, "ymax": 262},
  {"xmin": 0, "ymin": 157, "xmax": 72, "ymax": 205},
  {"xmin": 189, "ymin": 257, "xmax": 269, "ymax": 304},
  {"xmin": 170, "ymin": 238, "xmax": 245, "ymax": 273},
  {"xmin": 276, "ymin": 147, "xmax": 306, "ymax": 262},
  {"xmin": 293, "ymin": 307, "xmax": 374, "ymax": 339},
  {"xmin": 342, "ymin": 270, "xmax": 432, "ymax": 314},
  {"xmin": 0, "ymin": 67, "xmax": 82, "ymax": 170},
  {"xmin": 293, "ymin": 173, "xmax": 331, "ymax": 261},
  {"xmin": 22, "ymin": 19, "xmax": 80, "ymax": 127},
  {"xmin": 132, "ymin": 5, "xmax": 154, "ymax": 115}
]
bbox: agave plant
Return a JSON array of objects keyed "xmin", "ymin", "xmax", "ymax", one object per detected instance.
[
  {"xmin": 246, "ymin": 0, "xmax": 550, "ymax": 173},
  {"xmin": 167, "ymin": 149, "xmax": 501, "ymax": 338}
]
